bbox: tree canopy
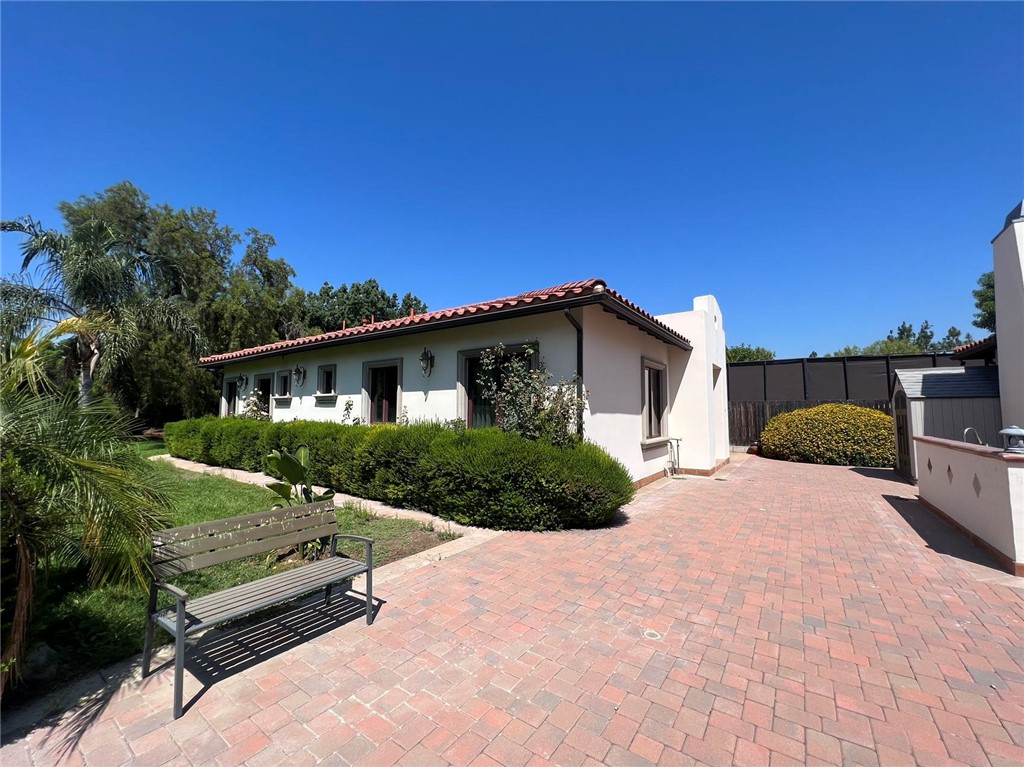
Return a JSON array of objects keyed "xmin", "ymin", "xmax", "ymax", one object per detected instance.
[
  {"xmin": 3, "ymin": 181, "xmax": 428, "ymax": 425},
  {"xmin": 726, "ymin": 344, "xmax": 776, "ymax": 363},
  {"xmin": 972, "ymin": 271, "xmax": 995, "ymax": 333}
]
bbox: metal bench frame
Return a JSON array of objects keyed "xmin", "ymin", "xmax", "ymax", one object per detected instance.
[{"xmin": 141, "ymin": 500, "xmax": 373, "ymax": 718}]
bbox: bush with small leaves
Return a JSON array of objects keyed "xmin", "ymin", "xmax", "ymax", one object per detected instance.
[{"xmin": 759, "ymin": 403, "xmax": 895, "ymax": 467}]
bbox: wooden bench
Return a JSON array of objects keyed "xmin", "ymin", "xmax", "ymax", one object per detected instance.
[{"xmin": 141, "ymin": 500, "xmax": 373, "ymax": 718}]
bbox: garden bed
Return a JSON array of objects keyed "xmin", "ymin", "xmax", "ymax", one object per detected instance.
[{"xmin": 5, "ymin": 459, "xmax": 458, "ymax": 707}]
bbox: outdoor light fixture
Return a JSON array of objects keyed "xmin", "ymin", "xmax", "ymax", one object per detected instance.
[
  {"xmin": 419, "ymin": 347, "xmax": 435, "ymax": 377},
  {"xmin": 236, "ymin": 374, "xmax": 249, "ymax": 390},
  {"xmin": 292, "ymin": 364, "xmax": 306, "ymax": 386},
  {"xmin": 1000, "ymin": 426, "xmax": 1024, "ymax": 454}
]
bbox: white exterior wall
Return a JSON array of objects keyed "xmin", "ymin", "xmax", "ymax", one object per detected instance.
[
  {"xmin": 657, "ymin": 296, "xmax": 730, "ymax": 471},
  {"xmin": 993, "ymin": 213, "xmax": 1024, "ymax": 428},
  {"xmin": 916, "ymin": 438, "xmax": 1024, "ymax": 570},
  {"xmin": 218, "ymin": 295, "xmax": 728, "ymax": 485},
  {"xmin": 221, "ymin": 312, "xmax": 577, "ymax": 425},
  {"xmin": 580, "ymin": 306, "xmax": 681, "ymax": 481}
]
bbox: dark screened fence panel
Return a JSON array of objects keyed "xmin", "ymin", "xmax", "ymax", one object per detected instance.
[
  {"xmin": 728, "ymin": 364, "xmax": 765, "ymax": 402},
  {"xmin": 727, "ymin": 353, "xmax": 958, "ymax": 445},
  {"xmin": 765, "ymin": 362, "xmax": 804, "ymax": 400},
  {"xmin": 847, "ymin": 358, "xmax": 888, "ymax": 400},
  {"xmin": 805, "ymin": 360, "xmax": 847, "ymax": 400}
]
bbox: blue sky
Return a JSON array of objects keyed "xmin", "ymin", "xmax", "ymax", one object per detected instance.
[{"xmin": 3, "ymin": 2, "xmax": 1021, "ymax": 357}]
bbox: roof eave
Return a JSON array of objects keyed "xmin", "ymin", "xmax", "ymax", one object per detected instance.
[{"xmin": 200, "ymin": 292, "xmax": 691, "ymax": 368}]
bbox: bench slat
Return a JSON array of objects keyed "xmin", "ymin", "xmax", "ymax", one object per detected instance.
[
  {"xmin": 154, "ymin": 557, "xmax": 368, "ymax": 634},
  {"xmin": 154, "ymin": 511, "xmax": 338, "ymax": 562},
  {"xmin": 153, "ymin": 523, "xmax": 339, "ymax": 578},
  {"xmin": 152, "ymin": 501, "xmax": 335, "ymax": 544}
]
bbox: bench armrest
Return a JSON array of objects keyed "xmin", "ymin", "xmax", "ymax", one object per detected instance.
[
  {"xmin": 335, "ymin": 535, "xmax": 374, "ymax": 544},
  {"xmin": 155, "ymin": 582, "xmax": 189, "ymax": 602},
  {"xmin": 330, "ymin": 534, "xmax": 374, "ymax": 563}
]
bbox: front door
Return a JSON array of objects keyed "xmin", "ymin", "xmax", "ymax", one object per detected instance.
[
  {"xmin": 369, "ymin": 365, "xmax": 399, "ymax": 423},
  {"xmin": 225, "ymin": 381, "xmax": 238, "ymax": 416}
]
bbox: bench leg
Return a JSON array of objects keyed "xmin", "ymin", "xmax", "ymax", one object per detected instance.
[
  {"xmin": 173, "ymin": 601, "xmax": 186, "ymax": 719},
  {"xmin": 324, "ymin": 583, "xmax": 333, "ymax": 606},
  {"xmin": 142, "ymin": 583, "xmax": 158, "ymax": 677},
  {"xmin": 365, "ymin": 565, "xmax": 373, "ymax": 625}
]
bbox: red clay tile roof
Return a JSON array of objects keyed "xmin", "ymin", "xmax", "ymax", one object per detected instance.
[
  {"xmin": 952, "ymin": 334, "xmax": 996, "ymax": 360},
  {"xmin": 200, "ymin": 278, "xmax": 691, "ymax": 365}
]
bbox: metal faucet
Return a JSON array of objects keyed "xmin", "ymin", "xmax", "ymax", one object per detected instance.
[{"xmin": 963, "ymin": 427, "xmax": 983, "ymax": 445}]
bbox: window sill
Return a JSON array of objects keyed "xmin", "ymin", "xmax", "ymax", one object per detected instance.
[
  {"xmin": 273, "ymin": 396, "xmax": 292, "ymax": 408},
  {"xmin": 641, "ymin": 437, "xmax": 670, "ymax": 449},
  {"xmin": 314, "ymin": 394, "xmax": 338, "ymax": 406}
]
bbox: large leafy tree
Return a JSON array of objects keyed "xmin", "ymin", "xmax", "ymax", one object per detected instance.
[
  {"xmin": 972, "ymin": 271, "xmax": 995, "ymax": 333},
  {"xmin": 0, "ymin": 318, "xmax": 170, "ymax": 694},
  {"xmin": 1, "ymin": 218, "xmax": 200, "ymax": 405},
  {"xmin": 726, "ymin": 344, "xmax": 776, "ymax": 363},
  {"xmin": 303, "ymin": 278, "xmax": 428, "ymax": 333}
]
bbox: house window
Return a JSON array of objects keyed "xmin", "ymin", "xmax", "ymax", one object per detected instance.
[
  {"xmin": 461, "ymin": 345, "xmax": 535, "ymax": 429},
  {"xmin": 317, "ymin": 365, "xmax": 336, "ymax": 395},
  {"xmin": 642, "ymin": 360, "xmax": 667, "ymax": 440},
  {"xmin": 363, "ymin": 360, "xmax": 401, "ymax": 424},
  {"xmin": 276, "ymin": 371, "xmax": 291, "ymax": 397}
]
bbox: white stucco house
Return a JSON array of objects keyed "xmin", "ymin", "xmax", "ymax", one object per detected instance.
[{"xmin": 200, "ymin": 279, "xmax": 730, "ymax": 485}]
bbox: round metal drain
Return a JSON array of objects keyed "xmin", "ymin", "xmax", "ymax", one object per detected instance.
[{"xmin": 643, "ymin": 629, "xmax": 663, "ymax": 640}]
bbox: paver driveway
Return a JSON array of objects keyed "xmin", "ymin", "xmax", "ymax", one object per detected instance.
[{"xmin": 4, "ymin": 457, "xmax": 1023, "ymax": 766}]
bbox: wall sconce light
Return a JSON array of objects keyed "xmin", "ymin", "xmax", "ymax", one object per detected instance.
[
  {"xmin": 236, "ymin": 374, "xmax": 249, "ymax": 391},
  {"xmin": 419, "ymin": 347, "xmax": 435, "ymax": 377},
  {"xmin": 1000, "ymin": 425, "xmax": 1024, "ymax": 454},
  {"xmin": 292, "ymin": 365, "xmax": 306, "ymax": 386}
]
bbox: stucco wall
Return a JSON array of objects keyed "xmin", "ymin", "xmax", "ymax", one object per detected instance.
[
  {"xmin": 915, "ymin": 437, "xmax": 1024, "ymax": 568},
  {"xmin": 219, "ymin": 298, "xmax": 726, "ymax": 484},
  {"xmin": 657, "ymin": 296, "xmax": 730, "ymax": 470},
  {"xmin": 993, "ymin": 215, "xmax": 1024, "ymax": 428},
  {"xmin": 580, "ymin": 305, "xmax": 682, "ymax": 481},
  {"xmin": 220, "ymin": 312, "xmax": 578, "ymax": 424}
]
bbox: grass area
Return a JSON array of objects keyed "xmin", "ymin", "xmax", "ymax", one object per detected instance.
[
  {"xmin": 23, "ymin": 459, "xmax": 458, "ymax": 697},
  {"xmin": 133, "ymin": 437, "xmax": 168, "ymax": 458}
]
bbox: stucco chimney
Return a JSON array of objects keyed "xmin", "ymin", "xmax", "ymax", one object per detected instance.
[{"xmin": 992, "ymin": 202, "xmax": 1024, "ymax": 427}]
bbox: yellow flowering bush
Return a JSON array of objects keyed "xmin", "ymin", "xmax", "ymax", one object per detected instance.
[{"xmin": 760, "ymin": 403, "xmax": 895, "ymax": 467}]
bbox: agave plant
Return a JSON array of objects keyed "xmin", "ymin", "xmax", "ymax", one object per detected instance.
[{"xmin": 265, "ymin": 446, "xmax": 335, "ymax": 507}]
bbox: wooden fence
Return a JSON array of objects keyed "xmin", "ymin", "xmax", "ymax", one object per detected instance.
[{"xmin": 729, "ymin": 399, "xmax": 893, "ymax": 447}]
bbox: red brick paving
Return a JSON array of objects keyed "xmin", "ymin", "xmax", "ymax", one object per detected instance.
[{"xmin": 4, "ymin": 457, "xmax": 1023, "ymax": 766}]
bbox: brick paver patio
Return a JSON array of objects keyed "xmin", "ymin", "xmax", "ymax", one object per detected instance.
[{"xmin": 4, "ymin": 456, "xmax": 1023, "ymax": 766}]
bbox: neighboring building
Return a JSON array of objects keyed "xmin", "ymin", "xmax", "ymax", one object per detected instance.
[
  {"xmin": 891, "ymin": 365, "xmax": 1001, "ymax": 481},
  {"xmin": 200, "ymin": 279, "xmax": 730, "ymax": 485},
  {"xmin": 913, "ymin": 202, "xmax": 1024, "ymax": 576}
]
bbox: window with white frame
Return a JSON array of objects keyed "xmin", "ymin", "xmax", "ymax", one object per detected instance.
[{"xmin": 642, "ymin": 359, "xmax": 667, "ymax": 440}]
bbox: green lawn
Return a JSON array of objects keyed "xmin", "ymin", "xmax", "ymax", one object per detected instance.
[
  {"xmin": 27, "ymin": 458, "xmax": 458, "ymax": 692},
  {"xmin": 133, "ymin": 437, "xmax": 168, "ymax": 458}
]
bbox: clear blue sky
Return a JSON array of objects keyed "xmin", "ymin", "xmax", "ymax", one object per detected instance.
[{"xmin": 3, "ymin": 3, "xmax": 1021, "ymax": 358}]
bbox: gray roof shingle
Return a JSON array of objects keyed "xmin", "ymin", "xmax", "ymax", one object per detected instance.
[{"xmin": 894, "ymin": 366, "xmax": 1000, "ymax": 399}]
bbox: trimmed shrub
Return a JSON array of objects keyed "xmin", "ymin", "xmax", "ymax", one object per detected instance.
[
  {"xmin": 164, "ymin": 417, "xmax": 635, "ymax": 530},
  {"xmin": 759, "ymin": 403, "xmax": 895, "ymax": 467},
  {"xmin": 353, "ymin": 423, "xmax": 448, "ymax": 507}
]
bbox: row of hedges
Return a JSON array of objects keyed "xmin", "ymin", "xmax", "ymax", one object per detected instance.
[
  {"xmin": 759, "ymin": 403, "xmax": 895, "ymax": 467},
  {"xmin": 163, "ymin": 417, "xmax": 635, "ymax": 530}
]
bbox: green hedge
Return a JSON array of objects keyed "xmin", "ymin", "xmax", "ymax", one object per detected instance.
[
  {"xmin": 759, "ymin": 403, "xmax": 895, "ymax": 467},
  {"xmin": 164, "ymin": 418, "xmax": 634, "ymax": 530}
]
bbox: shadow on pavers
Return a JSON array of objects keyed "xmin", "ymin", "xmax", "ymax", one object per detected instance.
[
  {"xmin": 882, "ymin": 494, "xmax": 1004, "ymax": 572},
  {"xmin": 5, "ymin": 591, "xmax": 381, "ymax": 758},
  {"xmin": 850, "ymin": 466, "xmax": 913, "ymax": 484}
]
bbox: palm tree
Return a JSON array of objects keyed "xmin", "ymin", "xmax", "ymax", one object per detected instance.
[
  {"xmin": 0, "ymin": 320, "xmax": 171, "ymax": 694},
  {"xmin": 1, "ymin": 217, "xmax": 202, "ymax": 404}
]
